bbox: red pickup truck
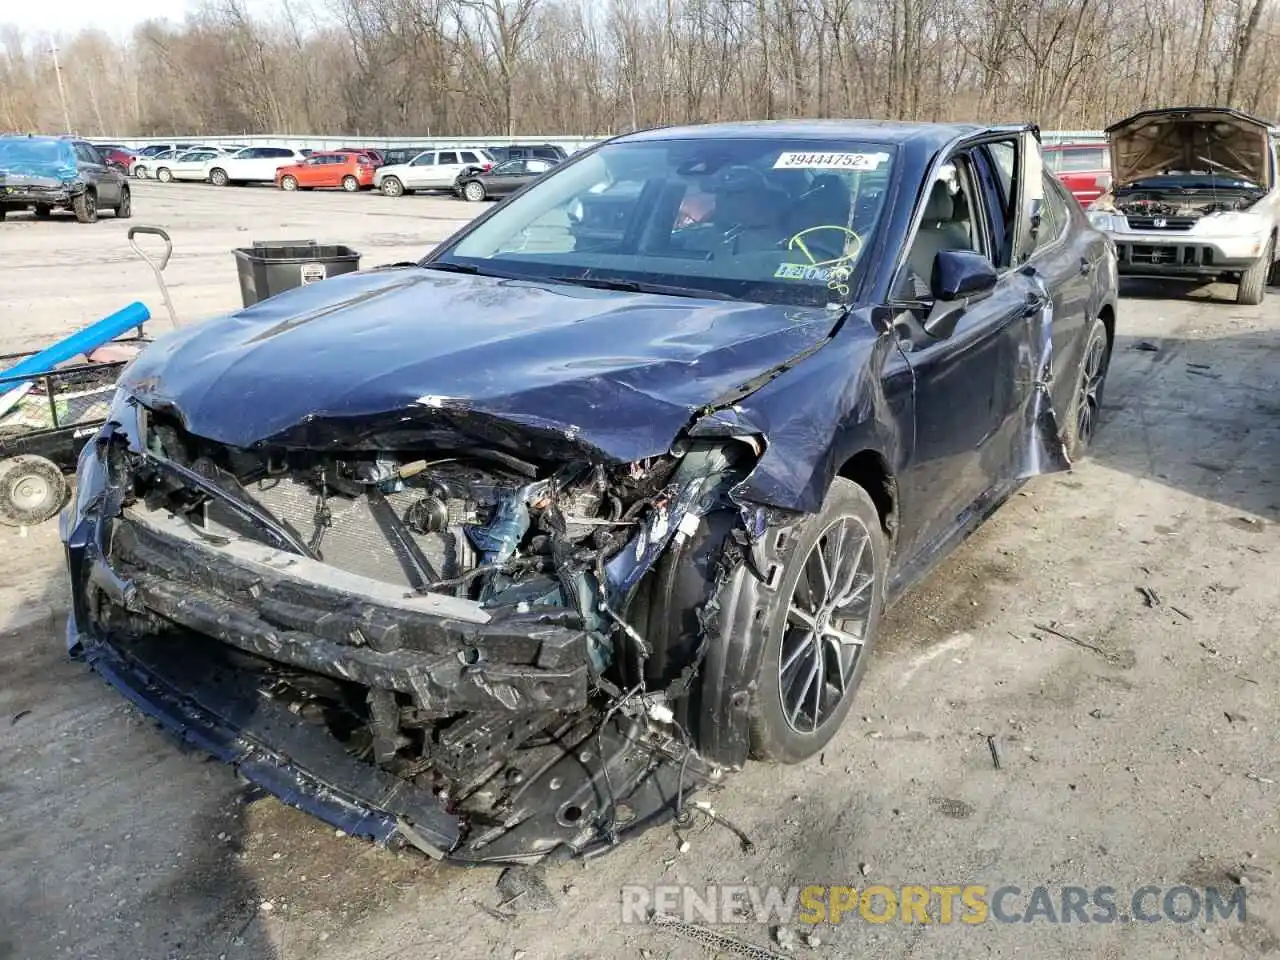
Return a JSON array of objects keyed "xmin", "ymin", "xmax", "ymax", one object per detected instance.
[{"xmin": 1043, "ymin": 142, "xmax": 1110, "ymax": 206}]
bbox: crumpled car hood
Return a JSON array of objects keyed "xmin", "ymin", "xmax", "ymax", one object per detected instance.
[
  {"xmin": 120, "ymin": 267, "xmax": 841, "ymax": 461},
  {"xmin": 1106, "ymin": 107, "xmax": 1274, "ymax": 188}
]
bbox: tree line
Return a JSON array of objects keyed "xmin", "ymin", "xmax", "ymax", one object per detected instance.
[{"xmin": 0, "ymin": 0, "xmax": 1276, "ymax": 139}]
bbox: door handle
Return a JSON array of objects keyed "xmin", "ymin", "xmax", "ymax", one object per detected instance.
[{"xmin": 1079, "ymin": 257, "xmax": 1094, "ymax": 275}]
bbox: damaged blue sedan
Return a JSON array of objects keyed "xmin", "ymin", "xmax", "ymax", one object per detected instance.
[{"xmin": 61, "ymin": 120, "xmax": 1117, "ymax": 865}]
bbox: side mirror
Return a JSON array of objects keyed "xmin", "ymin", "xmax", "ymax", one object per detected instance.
[
  {"xmin": 924, "ymin": 249, "xmax": 999, "ymax": 339},
  {"xmin": 931, "ymin": 249, "xmax": 998, "ymax": 301}
]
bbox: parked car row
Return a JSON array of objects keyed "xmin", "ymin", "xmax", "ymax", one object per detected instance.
[{"xmin": 129, "ymin": 143, "xmax": 566, "ymax": 201}]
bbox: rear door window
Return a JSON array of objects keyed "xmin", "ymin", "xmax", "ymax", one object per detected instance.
[
  {"xmin": 438, "ymin": 151, "xmax": 459, "ymax": 165},
  {"xmin": 460, "ymin": 151, "xmax": 480, "ymax": 164}
]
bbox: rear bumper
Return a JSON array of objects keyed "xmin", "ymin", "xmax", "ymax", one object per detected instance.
[{"xmin": 2, "ymin": 184, "xmax": 75, "ymax": 205}]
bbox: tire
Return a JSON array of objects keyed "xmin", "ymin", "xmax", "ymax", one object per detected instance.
[
  {"xmin": 73, "ymin": 190, "xmax": 98, "ymax": 223},
  {"xmin": 1237, "ymin": 238, "xmax": 1272, "ymax": 305},
  {"xmin": 34, "ymin": 205, "xmax": 52, "ymax": 220},
  {"xmin": 133, "ymin": 166, "xmax": 147, "ymax": 179},
  {"xmin": 0, "ymin": 206, "xmax": 6, "ymax": 222},
  {"xmin": 210, "ymin": 167, "xmax": 229, "ymax": 187},
  {"xmin": 1063, "ymin": 315, "xmax": 1111, "ymax": 460},
  {"xmin": 463, "ymin": 180, "xmax": 486, "ymax": 202},
  {"xmin": 280, "ymin": 175, "xmax": 298, "ymax": 192},
  {"xmin": 748, "ymin": 478, "xmax": 888, "ymax": 763},
  {"xmin": 381, "ymin": 177, "xmax": 404, "ymax": 198},
  {"xmin": 0, "ymin": 456, "xmax": 69, "ymax": 527},
  {"xmin": 115, "ymin": 187, "xmax": 132, "ymax": 219},
  {"xmin": 156, "ymin": 167, "xmax": 172, "ymax": 183},
  {"xmin": 341, "ymin": 175, "xmax": 360, "ymax": 192}
]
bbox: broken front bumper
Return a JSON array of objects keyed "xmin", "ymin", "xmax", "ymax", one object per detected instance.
[{"xmin": 60, "ymin": 427, "xmax": 713, "ymax": 864}]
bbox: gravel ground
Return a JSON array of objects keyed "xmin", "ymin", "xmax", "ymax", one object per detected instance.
[{"xmin": 0, "ymin": 181, "xmax": 1276, "ymax": 960}]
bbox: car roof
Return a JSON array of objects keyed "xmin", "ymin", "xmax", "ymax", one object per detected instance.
[{"xmin": 614, "ymin": 119, "xmax": 990, "ymax": 150}]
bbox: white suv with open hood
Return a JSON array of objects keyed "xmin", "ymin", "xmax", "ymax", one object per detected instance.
[{"xmin": 1086, "ymin": 107, "xmax": 1280, "ymax": 304}]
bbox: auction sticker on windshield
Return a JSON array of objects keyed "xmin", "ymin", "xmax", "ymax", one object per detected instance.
[
  {"xmin": 774, "ymin": 263, "xmax": 833, "ymax": 281},
  {"xmin": 773, "ymin": 152, "xmax": 890, "ymax": 171}
]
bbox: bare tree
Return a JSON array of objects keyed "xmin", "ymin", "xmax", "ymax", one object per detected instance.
[{"xmin": 2, "ymin": 0, "xmax": 1280, "ymax": 137}]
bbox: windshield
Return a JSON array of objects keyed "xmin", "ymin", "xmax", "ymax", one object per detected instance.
[
  {"xmin": 432, "ymin": 137, "xmax": 897, "ymax": 305},
  {"xmin": 0, "ymin": 138, "xmax": 77, "ymax": 172}
]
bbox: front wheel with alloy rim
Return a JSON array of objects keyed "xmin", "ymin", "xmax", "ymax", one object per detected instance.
[
  {"xmin": 1063, "ymin": 315, "xmax": 1111, "ymax": 460},
  {"xmin": 463, "ymin": 180, "xmax": 486, "ymax": 202},
  {"xmin": 0, "ymin": 455, "xmax": 69, "ymax": 526},
  {"xmin": 73, "ymin": 190, "xmax": 98, "ymax": 223},
  {"xmin": 750, "ymin": 478, "xmax": 887, "ymax": 763},
  {"xmin": 380, "ymin": 177, "xmax": 404, "ymax": 197},
  {"xmin": 156, "ymin": 167, "xmax": 172, "ymax": 183},
  {"xmin": 210, "ymin": 167, "xmax": 229, "ymax": 186},
  {"xmin": 115, "ymin": 187, "xmax": 132, "ymax": 218},
  {"xmin": 341, "ymin": 175, "xmax": 360, "ymax": 192},
  {"xmin": 280, "ymin": 175, "xmax": 298, "ymax": 191}
]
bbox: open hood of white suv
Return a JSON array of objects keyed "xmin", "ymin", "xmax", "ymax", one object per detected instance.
[{"xmin": 1106, "ymin": 108, "xmax": 1275, "ymax": 188}]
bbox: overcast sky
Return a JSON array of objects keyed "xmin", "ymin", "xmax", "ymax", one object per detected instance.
[{"xmin": 2, "ymin": 0, "xmax": 285, "ymax": 40}]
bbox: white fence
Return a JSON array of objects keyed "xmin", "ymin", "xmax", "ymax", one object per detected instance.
[{"xmin": 88, "ymin": 130, "xmax": 1106, "ymax": 152}]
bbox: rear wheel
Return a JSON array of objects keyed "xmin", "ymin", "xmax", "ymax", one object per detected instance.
[
  {"xmin": 1063, "ymin": 315, "xmax": 1111, "ymax": 460},
  {"xmin": 156, "ymin": 167, "xmax": 172, "ymax": 183},
  {"xmin": 463, "ymin": 180, "xmax": 486, "ymax": 202},
  {"xmin": 280, "ymin": 175, "xmax": 298, "ymax": 192},
  {"xmin": 381, "ymin": 177, "xmax": 404, "ymax": 198},
  {"xmin": 210, "ymin": 167, "xmax": 229, "ymax": 186},
  {"xmin": 341, "ymin": 175, "xmax": 360, "ymax": 192},
  {"xmin": 0, "ymin": 456, "xmax": 69, "ymax": 527},
  {"xmin": 1238, "ymin": 238, "xmax": 1272, "ymax": 305},
  {"xmin": 749, "ymin": 478, "xmax": 887, "ymax": 763},
  {"xmin": 73, "ymin": 190, "xmax": 98, "ymax": 223},
  {"xmin": 115, "ymin": 187, "xmax": 132, "ymax": 218}
]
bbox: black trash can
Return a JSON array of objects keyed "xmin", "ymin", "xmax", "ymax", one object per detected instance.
[{"xmin": 232, "ymin": 240, "xmax": 361, "ymax": 308}]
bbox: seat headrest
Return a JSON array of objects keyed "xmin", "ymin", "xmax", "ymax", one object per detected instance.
[{"xmin": 922, "ymin": 180, "xmax": 954, "ymax": 221}]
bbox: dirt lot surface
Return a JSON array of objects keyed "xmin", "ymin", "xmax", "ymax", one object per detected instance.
[{"xmin": 1, "ymin": 181, "xmax": 1277, "ymax": 960}]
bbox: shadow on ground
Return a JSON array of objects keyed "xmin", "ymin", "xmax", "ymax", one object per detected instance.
[{"xmin": 1089, "ymin": 320, "xmax": 1280, "ymax": 522}]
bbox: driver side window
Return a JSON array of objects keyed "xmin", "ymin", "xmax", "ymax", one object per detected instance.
[{"xmin": 897, "ymin": 157, "xmax": 984, "ymax": 299}]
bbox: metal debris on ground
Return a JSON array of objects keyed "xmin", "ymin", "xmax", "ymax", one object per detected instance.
[
  {"xmin": 471, "ymin": 898, "xmax": 516, "ymax": 923},
  {"xmin": 495, "ymin": 865, "xmax": 557, "ymax": 913},
  {"xmin": 1137, "ymin": 585, "xmax": 1162, "ymax": 607},
  {"xmin": 1033, "ymin": 622, "xmax": 1118, "ymax": 662},
  {"xmin": 987, "ymin": 734, "xmax": 1005, "ymax": 769},
  {"xmin": 649, "ymin": 912, "xmax": 791, "ymax": 960},
  {"xmin": 1134, "ymin": 340, "xmax": 1160, "ymax": 352},
  {"xmin": 11, "ymin": 710, "xmax": 31, "ymax": 725},
  {"xmin": 774, "ymin": 925, "xmax": 798, "ymax": 951},
  {"xmin": 1171, "ymin": 606, "xmax": 1193, "ymax": 620}
]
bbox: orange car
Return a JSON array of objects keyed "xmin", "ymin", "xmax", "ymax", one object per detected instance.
[{"xmin": 275, "ymin": 151, "xmax": 375, "ymax": 192}]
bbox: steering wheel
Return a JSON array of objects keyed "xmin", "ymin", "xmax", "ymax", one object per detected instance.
[{"xmin": 787, "ymin": 225, "xmax": 864, "ymax": 266}]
